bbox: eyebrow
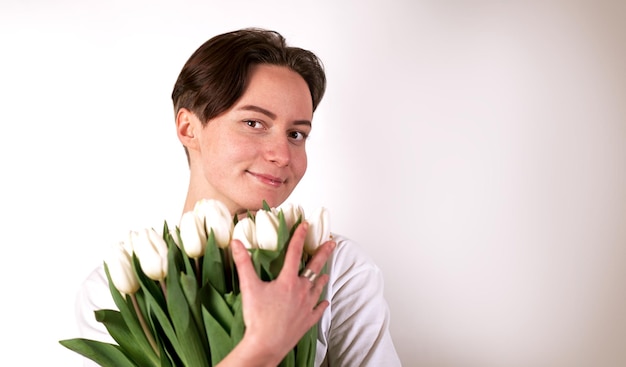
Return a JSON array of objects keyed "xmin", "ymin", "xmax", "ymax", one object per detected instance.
[{"xmin": 238, "ymin": 105, "xmax": 312, "ymax": 127}]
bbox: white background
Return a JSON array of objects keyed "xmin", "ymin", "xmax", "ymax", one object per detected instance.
[{"xmin": 1, "ymin": 1, "xmax": 625, "ymax": 366}]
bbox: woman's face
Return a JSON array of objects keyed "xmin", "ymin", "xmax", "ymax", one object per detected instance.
[{"xmin": 185, "ymin": 64, "xmax": 313, "ymax": 214}]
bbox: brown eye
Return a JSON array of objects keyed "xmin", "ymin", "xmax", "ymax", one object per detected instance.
[
  {"xmin": 244, "ymin": 120, "xmax": 263, "ymax": 129},
  {"xmin": 288, "ymin": 130, "xmax": 308, "ymax": 141}
]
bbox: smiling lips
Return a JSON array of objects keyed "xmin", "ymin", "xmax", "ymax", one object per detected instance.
[{"xmin": 247, "ymin": 171, "xmax": 285, "ymax": 187}]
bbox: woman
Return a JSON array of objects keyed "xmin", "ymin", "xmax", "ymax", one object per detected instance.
[{"xmin": 76, "ymin": 28, "xmax": 401, "ymax": 366}]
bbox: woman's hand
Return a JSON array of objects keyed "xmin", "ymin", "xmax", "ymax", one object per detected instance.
[{"xmin": 220, "ymin": 221, "xmax": 336, "ymax": 367}]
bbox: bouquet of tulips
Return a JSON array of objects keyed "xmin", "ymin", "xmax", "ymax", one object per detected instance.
[{"xmin": 60, "ymin": 199, "xmax": 330, "ymax": 367}]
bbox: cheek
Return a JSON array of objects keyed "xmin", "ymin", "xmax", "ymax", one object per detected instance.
[
  {"xmin": 293, "ymin": 150, "xmax": 308, "ymax": 179},
  {"xmin": 202, "ymin": 133, "xmax": 249, "ymax": 167}
]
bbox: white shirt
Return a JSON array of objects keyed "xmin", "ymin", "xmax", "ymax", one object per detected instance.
[{"xmin": 75, "ymin": 234, "xmax": 401, "ymax": 366}]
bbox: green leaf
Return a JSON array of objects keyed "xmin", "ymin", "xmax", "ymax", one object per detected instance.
[
  {"xmin": 180, "ymin": 271, "xmax": 207, "ymax": 348},
  {"xmin": 170, "ymin": 224, "xmax": 197, "ymax": 277},
  {"xmin": 59, "ymin": 338, "xmax": 138, "ymax": 367},
  {"xmin": 290, "ymin": 215, "xmax": 303, "ymax": 237},
  {"xmin": 202, "ymin": 229, "xmax": 226, "ymax": 294},
  {"xmin": 159, "ymin": 350, "xmax": 175, "ymax": 367},
  {"xmin": 166, "ymin": 247, "xmax": 211, "ymax": 367},
  {"xmin": 275, "ymin": 211, "xmax": 289, "ymax": 252},
  {"xmin": 269, "ymin": 211, "xmax": 290, "ymax": 277},
  {"xmin": 228, "ymin": 247, "xmax": 238, "ymax": 295},
  {"xmin": 295, "ymin": 324, "xmax": 317, "ymax": 367},
  {"xmin": 138, "ymin": 280, "xmax": 182, "ymax": 360},
  {"xmin": 202, "ymin": 307, "xmax": 233, "ymax": 365},
  {"xmin": 133, "ymin": 255, "xmax": 167, "ymax": 311},
  {"xmin": 131, "ymin": 247, "xmax": 183, "ymax": 362},
  {"xmin": 250, "ymin": 248, "xmax": 282, "ymax": 281},
  {"xmin": 158, "ymin": 348, "xmax": 175, "ymax": 367},
  {"xmin": 95, "ymin": 309, "xmax": 159, "ymax": 367},
  {"xmin": 200, "ymin": 283, "xmax": 235, "ymax": 332},
  {"xmin": 131, "ymin": 255, "xmax": 177, "ymax": 359},
  {"xmin": 229, "ymin": 295, "xmax": 245, "ymax": 346},
  {"xmin": 103, "ymin": 264, "xmax": 158, "ymax": 362},
  {"xmin": 262, "ymin": 200, "xmax": 271, "ymax": 211}
]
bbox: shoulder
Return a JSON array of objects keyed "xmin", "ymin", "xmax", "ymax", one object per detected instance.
[
  {"xmin": 80, "ymin": 263, "xmax": 108, "ymax": 291},
  {"xmin": 317, "ymin": 234, "xmax": 401, "ymax": 366},
  {"xmin": 75, "ymin": 264, "xmax": 117, "ymax": 342},
  {"xmin": 325, "ymin": 233, "xmax": 385, "ymax": 292},
  {"xmin": 329, "ymin": 233, "xmax": 381, "ymax": 274},
  {"xmin": 76, "ymin": 264, "xmax": 115, "ymax": 313}
]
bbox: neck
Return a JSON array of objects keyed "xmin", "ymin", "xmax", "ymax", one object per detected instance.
[{"xmin": 182, "ymin": 183, "xmax": 248, "ymax": 217}]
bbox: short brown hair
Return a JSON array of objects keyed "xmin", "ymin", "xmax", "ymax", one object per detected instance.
[{"xmin": 172, "ymin": 28, "xmax": 326, "ymax": 125}]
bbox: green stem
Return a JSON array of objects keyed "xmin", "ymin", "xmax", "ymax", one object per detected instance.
[
  {"xmin": 160, "ymin": 281, "xmax": 168, "ymax": 300},
  {"xmin": 194, "ymin": 257, "xmax": 201, "ymax": 286},
  {"xmin": 131, "ymin": 293, "xmax": 159, "ymax": 356},
  {"xmin": 225, "ymin": 248, "xmax": 237, "ymax": 294}
]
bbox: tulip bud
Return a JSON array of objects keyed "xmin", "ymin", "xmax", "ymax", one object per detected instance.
[
  {"xmin": 194, "ymin": 199, "xmax": 233, "ymax": 249},
  {"xmin": 304, "ymin": 207, "xmax": 331, "ymax": 255},
  {"xmin": 132, "ymin": 228, "xmax": 169, "ymax": 281},
  {"xmin": 106, "ymin": 239, "xmax": 139, "ymax": 295},
  {"xmin": 255, "ymin": 209, "xmax": 280, "ymax": 250},
  {"xmin": 232, "ymin": 217, "xmax": 257, "ymax": 249},
  {"xmin": 277, "ymin": 202, "xmax": 304, "ymax": 231},
  {"xmin": 178, "ymin": 210, "xmax": 206, "ymax": 258}
]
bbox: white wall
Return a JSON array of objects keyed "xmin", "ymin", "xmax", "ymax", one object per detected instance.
[{"xmin": 1, "ymin": 1, "xmax": 624, "ymax": 366}]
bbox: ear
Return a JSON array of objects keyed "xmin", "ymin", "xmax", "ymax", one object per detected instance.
[{"xmin": 176, "ymin": 108, "xmax": 200, "ymax": 151}]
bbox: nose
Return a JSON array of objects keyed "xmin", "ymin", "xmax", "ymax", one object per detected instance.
[{"xmin": 264, "ymin": 135, "xmax": 291, "ymax": 167}]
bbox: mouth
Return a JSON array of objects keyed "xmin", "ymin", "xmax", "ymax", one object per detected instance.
[{"xmin": 246, "ymin": 171, "xmax": 285, "ymax": 187}]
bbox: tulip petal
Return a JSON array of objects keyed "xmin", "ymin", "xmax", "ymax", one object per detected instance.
[
  {"xmin": 132, "ymin": 228, "xmax": 169, "ymax": 281},
  {"xmin": 179, "ymin": 211, "xmax": 206, "ymax": 258},
  {"xmin": 194, "ymin": 199, "xmax": 234, "ymax": 249},
  {"xmin": 304, "ymin": 207, "xmax": 330, "ymax": 255},
  {"xmin": 278, "ymin": 203, "xmax": 304, "ymax": 231},
  {"xmin": 232, "ymin": 217, "xmax": 257, "ymax": 249},
  {"xmin": 255, "ymin": 209, "xmax": 279, "ymax": 251},
  {"xmin": 106, "ymin": 240, "xmax": 139, "ymax": 295}
]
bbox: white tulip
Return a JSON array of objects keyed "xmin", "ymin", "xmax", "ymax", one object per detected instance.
[
  {"xmin": 132, "ymin": 228, "xmax": 169, "ymax": 281},
  {"xmin": 255, "ymin": 209, "xmax": 280, "ymax": 250},
  {"xmin": 194, "ymin": 199, "xmax": 233, "ymax": 249},
  {"xmin": 232, "ymin": 217, "xmax": 257, "ymax": 249},
  {"xmin": 304, "ymin": 207, "xmax": 331, "ymax": 255},
  {"xmin": 178, "ymin": 210, "xmax": 206, "ymax": 258},
  {"xmin": 106, "ymin": 239, "xmax": 139, "ymax": 295},
  {"xmin": 277, "ymin": 202, "xmax": 304, "ymax": 231}
]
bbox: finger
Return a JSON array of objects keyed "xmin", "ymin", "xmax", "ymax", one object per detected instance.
[
  {"xmin": 298, "ymin": 298, "xmax": 329, "ymax": 332},
  {"xmin": 302, "ymin": 239, "xmax": 336, "ymax": 275},
  {"xmin": 311, "ymin": 298, "xmax": 330, "ymax": 320},
  {"xmin": 303, "ymin": 275, "xmax": 330, "ymax": 326},
  {"xmin": 230, "ymin": 239, "xmax": 259, "ymax": 291},
  {"xmin": 309, "ymin": 273, "xmax": 330, "ymax": 294},
  {"xmin": 279, "ymin": 222, "xmax": 308, "ymax": 279}
]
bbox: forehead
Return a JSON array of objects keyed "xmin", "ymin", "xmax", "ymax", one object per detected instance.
[{"xmin": 235, "ymin": 64, "xmax": 313, "ymax": 118}]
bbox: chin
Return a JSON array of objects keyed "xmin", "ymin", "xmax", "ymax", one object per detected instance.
[{"xmin": 248, "ymin": 195, "xmax": 286, "ymax": 211}]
